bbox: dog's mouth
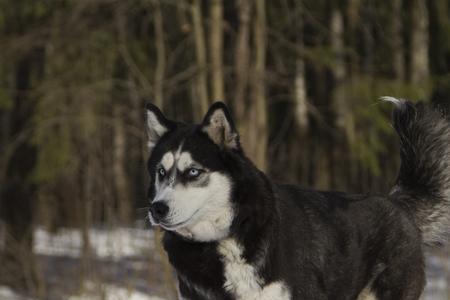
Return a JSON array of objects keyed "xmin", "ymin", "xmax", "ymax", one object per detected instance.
[{"xmin": 158, "ymin": 208, "xmax": 202, "ymax": 231}]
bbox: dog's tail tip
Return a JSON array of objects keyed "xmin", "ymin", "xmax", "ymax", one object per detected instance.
[{"xmin": 380, "ymin": 96, "xmax": 407, "ymax": 108}]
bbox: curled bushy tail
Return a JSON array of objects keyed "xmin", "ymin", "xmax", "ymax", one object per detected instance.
[{"xmin": 383, "ymin": 96, "xmax": 450, "ymax": 246}]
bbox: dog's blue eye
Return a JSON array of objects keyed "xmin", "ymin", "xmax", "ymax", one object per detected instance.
[
  {"xmin": 158, "ymin": 167, "xmax": 166, "ymax": 177},
  {"xmin": 187, "ymin": 168, "xmax": 201, "ymax": 178}
]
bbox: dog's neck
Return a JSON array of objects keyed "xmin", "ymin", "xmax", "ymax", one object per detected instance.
[{"xmin": 163, "ymin": 152, "xmax": 280, "ymax": 298}]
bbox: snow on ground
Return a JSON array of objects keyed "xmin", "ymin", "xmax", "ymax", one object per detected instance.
[
  {"xmin": 0, "ymin": 283, "xmax": 167, "ymax": 300},
  {"xmin": 68, "ymin": 281, "xmax": 166, "ymax": 300},
  {"xmin": 2, "ymin": 227, "xmax": 450, "ymax": 299},
  {"xmin": 0, "ymin": 286, "xmax": 33, "ymax": 300},
  {"xmin": 34, "ymin": 227, "xmax": 155, "ymax": 259},
  {"xmin": 31, "ymin": 227, "xmax": 450, "ymax": 300},
  {"xmin": 31, "ymin": 227, "xmax": 167, "ymax": 300},
  {"xmin": 422, "ymin": 249, "xmax": 450, "ymax": 300}
]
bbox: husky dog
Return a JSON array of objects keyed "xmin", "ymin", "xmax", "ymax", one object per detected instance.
[{"xmin": 145, "ymin": 98, "xmax": 450, "ymax": 300}]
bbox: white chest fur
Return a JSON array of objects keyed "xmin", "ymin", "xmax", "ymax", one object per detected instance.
[{"xmin": 217, "ymin": 238, "xmax": 291, "ymax": 300}]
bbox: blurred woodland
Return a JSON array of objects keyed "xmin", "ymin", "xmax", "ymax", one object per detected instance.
[{"xmin": 1, "ymin": 0, "xmax": 450, "ymax": 299}]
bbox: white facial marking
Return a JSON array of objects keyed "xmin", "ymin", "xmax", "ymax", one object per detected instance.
[
  {"xmin": 175, "ymin": 143, "xmax": 183, "ymax": 159},
  {"xmin": 177, "ymin": 152, "xmax": 194, "ymax": 172},
  {"xmin": 161, "ymin": 152, "xmax": 175, "ymax": 171},
  {"xmin": 169, "ymin": 172, "xmax": 233, "ymax": 241},
  {"xmin": 218, "ymin": 238, "xmax": 291, "ymax": 300},
  {"xmin": 151, "ymin": 145, "xmax": 234, "ymax": 241}
]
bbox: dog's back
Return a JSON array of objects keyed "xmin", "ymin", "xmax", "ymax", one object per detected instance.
[{"xmin": 273, "ymin": 185, "xmax": 423, "ymax": 299}]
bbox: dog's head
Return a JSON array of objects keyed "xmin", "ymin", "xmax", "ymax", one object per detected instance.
[{"xmin": 146, "ymin": 102, "xmax": 241, "ymax": 242}]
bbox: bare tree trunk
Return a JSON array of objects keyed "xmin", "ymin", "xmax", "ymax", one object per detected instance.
[
  {"xmin": 427, "ymin": 0, "xmax": 449, "ymax": 78},
  {"xmin": 249, "ymin": 0, "xmax": 267, "ymax": 171},
  {"xmin": 0, "ymin": 55, "xmax": 40, "ymax": 294},
  {"xmin": 153, "ymin": 0, "xmax": 166, "ymax": 108},
  {"xmin": 346, "ymin": 0, "xmax": 361, "ymax": 189},
  {"xmin": 81, "ymin": 154, "xmax": 93, "ymax": 280},
  {"xmin": 294, "ymin": 60, "xmax": 308, "ymax": 134},
  {"xmin": 410, "ymin": 0, "xmax": 429, "ymax": 84},
  {"xmin": 113, "ymin": 104, "xmax": 131, "ymax": 225},
  {"xmin": 346, "ymin": 0, "xmax": 360, "ymax": 77},
  {"xmin": 191, "ymin": 0, "xmax": 209, "ymax": 118},
  {"xmin": 79, "ymin": 97, "xmax": 96, "ymax": 280},
  {"xmin": 286, "ymin": 67, "xmax": 309, "ymax": 184},
  {"xmin": 209, "ymin": 0, "xmax": 225, "ymax": 102},
  {"xmin": 361, "ymin": 2, "xmax": 375, "ymax": 74},
  {"xmin": 330, "ymin": 8, "xmax": 352, "ymax": 190},
  {"xmin": 391, "ymin": 0, "xmax": 405, "ymax": 80},
  {"xmin": 293, "ymin": 58, "xmax": 309, "ymax": 182},
  {"xmin": 289, "ymin": 3, "xmax": 309, "ymax": 183},
  {"xmin": 330, "ymin": 8, "xmax": 347, "ymax": 131},
  {"xmin": 234, "ymin": 0, "xmax": 252, "ymax": 124},
  {"xmin": 177, "ymin": 0, "xmax": 191, "ymax": 33},
  {"xmin": 314, "ymin": 146, "xmax": 331, "ymax": 189}
]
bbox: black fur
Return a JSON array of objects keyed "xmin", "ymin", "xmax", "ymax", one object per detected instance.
[
  {"xmin": 146, "ymin": 100, "xmax": 450, "ymax": 299},
  {"xmin": 390, "ymin": 100, "xmax": 450, "ymax": 246}
]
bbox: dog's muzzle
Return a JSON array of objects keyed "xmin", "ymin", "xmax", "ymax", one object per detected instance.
[{"xmin": 149, "ymin": 201, "xmax": 169, "ymax": 223}]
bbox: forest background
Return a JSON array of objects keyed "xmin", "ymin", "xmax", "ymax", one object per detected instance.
[{"xmin": 1, "ymin": 0, "xmax": 450, "ymax": 299}]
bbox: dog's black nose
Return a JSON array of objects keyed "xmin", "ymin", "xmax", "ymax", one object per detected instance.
[{"xmin": 150, "ymin": 202, "xmax": 169, "ymax": 221}]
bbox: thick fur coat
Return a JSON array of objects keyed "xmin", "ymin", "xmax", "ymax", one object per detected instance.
[{"xmin": 145, "ymin": 98, "xmax": 450, "ymax": 300}]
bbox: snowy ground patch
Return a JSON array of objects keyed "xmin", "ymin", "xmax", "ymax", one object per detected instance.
[
  {"xmin": 30, "ymin": 227, "xmax": 167, "ymax": 299},
  {"xmin": 0, "ymin": 286, "xmax": 33, "ymax": 300},
  {"xmin": 68, "ymin": 281, "xmax": 166, "ymax": 300},
  {"xmin": 0, "ymin": 227, "xmax": 447, "ymax": 300},
  {"xmin": 422, "ymin": 249, "xmax": 450, "ymax": 300},
  {"xmin": 34, "ymin": 227, "xmax": 155, "ymax": 259}
]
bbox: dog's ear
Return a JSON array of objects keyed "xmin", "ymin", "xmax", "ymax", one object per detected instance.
[
  {"xmin": 145, "ymin": 103, "xmax": 176, "ymax": 151},
  {"xmin": 201, "ymin": 102, "xmax": 240, "ymax": 149}
]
